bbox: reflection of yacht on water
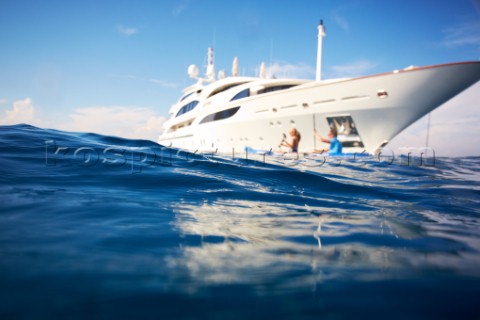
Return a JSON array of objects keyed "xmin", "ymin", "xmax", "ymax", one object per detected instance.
[
  {"xmin": 158, "ymin": 21, "xmax": 480, "ymax": 154},
  {"xmin": 167, "ymin": 198, "xmax": 422, "ymax": 287}
]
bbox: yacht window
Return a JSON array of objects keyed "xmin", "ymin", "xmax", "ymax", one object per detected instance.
[
  {"xmin": 176, "ymin": 100, "xmax": 199, "ymax": 117},
  {"xmin": 230, "ymin": 89, "xmax": 250, "ymax": 101},
  {"xmin": 200, "ymin": 106, "xmax": 240, "ymax": 124},
  {"xmin": 258, "ymin": 85, "xmax": 296, "ymax": 94},
  {"xmin": 208, "ymin": 82, "xmax": 248, "ymax": 98},
  {"xmin": 179, "ymin": 91, "xmax": 194, "ymax": 102}
]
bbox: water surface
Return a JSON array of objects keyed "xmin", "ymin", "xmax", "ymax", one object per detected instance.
[{"xmin": 0, "ymin": 124, "xmax": 479, "ymax": 319}]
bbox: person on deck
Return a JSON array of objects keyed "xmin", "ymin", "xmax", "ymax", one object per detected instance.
[
  {"xmin": 313, "ymin": 127, "xmax": 342, "ymax": 154},
  {"xmin": 281, "ymin": 128, "xmax": 301, "ymax": 153}
]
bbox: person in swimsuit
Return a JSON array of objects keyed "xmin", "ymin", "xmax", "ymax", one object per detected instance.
[{"xmin": 281, "ymin": 128, "xmax": 301, "ymax": 153}]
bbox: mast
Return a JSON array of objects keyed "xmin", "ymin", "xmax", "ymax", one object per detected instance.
[
  {"xmin": 206, "ymin": 47, "xmax": 215, "ymax": 81},
  {"xmin": 316, "ymin": 20, "xmax": 326, "ymax": 81},
  {"xmin": 259, "ymin": 62, "xmax": 266, "ymax": 78},
  {"xmin": 232, "ymin": 57, "xmax": 239, "ymax": 77}
]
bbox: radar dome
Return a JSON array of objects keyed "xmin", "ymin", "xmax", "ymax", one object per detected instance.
[
  {"xmin": 218, "ymin": 70, "xmax": 226, "ymax": 79},
  {"xmin": 188, "ymin": 64, "xmax": 199, "ymax": 78}
]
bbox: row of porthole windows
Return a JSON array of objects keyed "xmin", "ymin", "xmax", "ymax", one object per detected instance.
[
  {"xmin": 207, "ymin": 137, "xmax": 266, "ymax": 142},
  {"xmin": 197, "ymin": 136, "xmax": 265, "ymax": 146},
  {"xmin": 269, "ymin": 120, "xmax": 296, "ymax": 127}
]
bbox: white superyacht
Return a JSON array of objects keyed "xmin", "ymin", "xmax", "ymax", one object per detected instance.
[{"xmin": 159, "ymin": 22, "xmax": 480, "ymax": 154}]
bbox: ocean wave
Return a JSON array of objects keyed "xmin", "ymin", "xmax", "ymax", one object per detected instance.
[{"xmin": 1, "ymin": 124, "xmax": 479, "ymax": 318}]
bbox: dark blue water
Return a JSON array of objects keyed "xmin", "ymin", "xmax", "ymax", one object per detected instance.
[{"xmin": 1, "ymin": 124, "xmax": 479, "ymax": 319}]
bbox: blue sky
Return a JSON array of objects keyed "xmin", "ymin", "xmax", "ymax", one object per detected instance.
[{"xmin": 1, "ymin": 0, "xmax": 479, "ymax": 155}]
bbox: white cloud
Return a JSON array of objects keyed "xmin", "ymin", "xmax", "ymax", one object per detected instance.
[
  {"xmin": 439, "ymin": 17, "xmax": 480, "ymax": 48},
  {"xmin": 332, "ymin": 13, "xmax": 349, "ymax": 32},
  {"xmin": 143, "ymin": 77, "xmax": 178, "ymax": 88},
  {"xmin": 328, "ymin": 60, "xmax": 377, "ymax": 78},
  {"xmin": 58, "ymin": 106, "xmax": 166, "ymax": 141},
  {"xmin": 117, "ymin": 25, "xmax": 139, "ymax": 36},
  {"xmin": 0, "ymin": 99, "xmax": 167, "ymax": 142},
  {"xmin": 172, "ymin": 2, "xmax": 188, "ymax": 16},
  {"xmin": 267, "ymin": 62, "xmax": 315, "ymax": 79},
  {"xmin": 0, "ymin": 99, "xmax": 8, "ymax": 105},
  {"xmin": 133, "ymin": 114, "xmax": 168, "ymax": 140},
  {"xmin": 0, "ymin": 98, "xmax": 37, "ymax": 125},
  {"xmin": 108, "ymin": 74, "xmax": 178, "ymax": 89}
]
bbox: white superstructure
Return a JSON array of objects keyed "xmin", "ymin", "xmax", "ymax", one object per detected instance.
[{"xmin": 159, "ymin": 22, "xmax": 480, "ymax": 154}]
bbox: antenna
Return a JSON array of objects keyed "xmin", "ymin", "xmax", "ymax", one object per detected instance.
[
  {"xmin": 425, "ymin": 113, "xmax": 431, "ymax": 149},
  {"xmin": 212, "ymin": 28, "xmax": 216, "ymax": 52},
  {"xmin": 269, "ymin": 39, "xmax": 274, "ymax": 77}
]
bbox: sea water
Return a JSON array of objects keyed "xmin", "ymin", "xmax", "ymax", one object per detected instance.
[{"xmin": 0, "ymin": 124, "xmax": 479, "ymax": 319}]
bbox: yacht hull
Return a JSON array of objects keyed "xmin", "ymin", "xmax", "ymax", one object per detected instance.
[{"xmin": 159, "ymin": 62, "xmax": 480, "ymax": 154}]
